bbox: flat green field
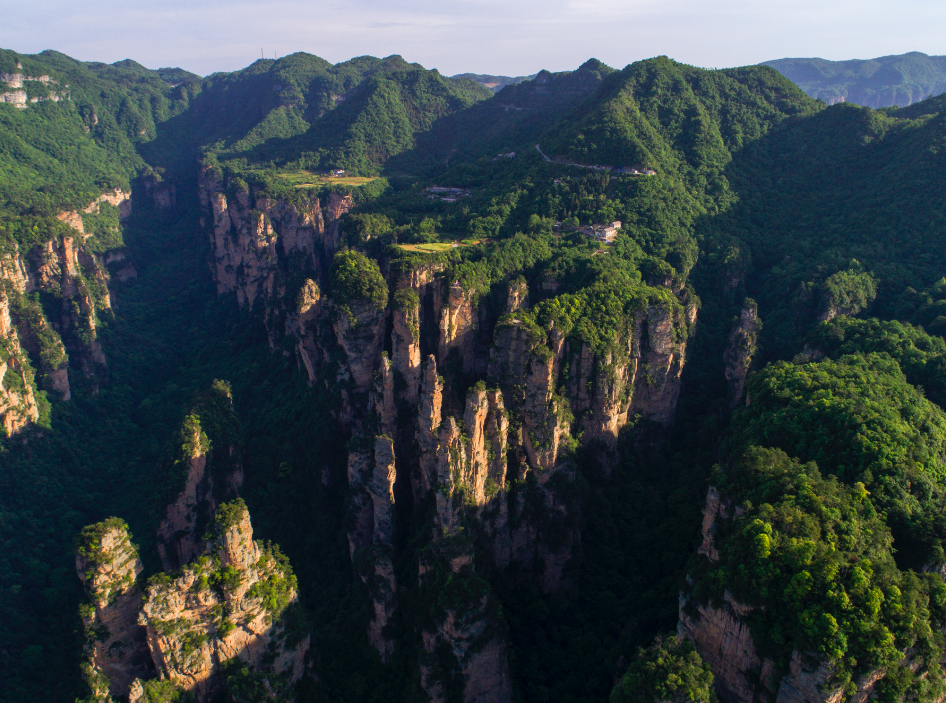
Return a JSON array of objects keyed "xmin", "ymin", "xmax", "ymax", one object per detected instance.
[
  {"xmin": 396, "ymin": 239, "xmax": 482, "ymax": 253},
  {"xmin": 275, "ymin": 170, "xmax": 380, "ymax": 188}
]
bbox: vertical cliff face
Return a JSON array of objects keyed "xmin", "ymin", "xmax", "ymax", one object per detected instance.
[
  {"xmin": 439, "ymin": 281, "xmax": 477, "ymax": 374},
  {"xmin": 157, "ymin": 430, "xmax": 213, "ymax": 572},
  {"xmin": 504, "ymin": 277, "xmax": 529, "ymax": 314},
  {"xmin": 200, "ymin": 166, "xmax": 351, "ymax": 312},
  {"xmin": 333, "ymin": 301, "xmax": 387, "ymax": 395},
  {"xmin": 0, "ymin": 290, "xmax": 40, "ymax": 436},
  {"xmin": 157, "ymin": 389, "xmax": 244, "ymax": 572},
  {"xmin": 346, "ymin": 360, "xmax": 399, "ymax": 667},
  {"xmin": 462, "ymin": 388, "xmax": 508, "ymax": 505},
  {"xmin": 723, "ymin": 300, "xmax": 761, "ymax": 409},
  {"xmin": 0, "ymin": 186, "xmax": 129, "ymax": 433},
  {"xmin": 392, "ymin": 290, "xmax": 422, "ymax": 405},
  {"xmin": 562, "ymin": 301, "xmax": 694, "ymax": 458},
  {"xmin": 140, "ymin": 501, "xmax": 308, "ymax": 700},
  {"xmin": 75, "ymin": 520, "xmax": 154, "ymax": 699},
  {"xmin": 419, "ymin": 556, "xmax": 513, "ymax": 703},
  {"xmin": 406, "ymin": 352, "xmax": 513, "ymax": 702},
  {"xmin": 489, "ymin": 318, "xmax": 572, "ymax": 474}
]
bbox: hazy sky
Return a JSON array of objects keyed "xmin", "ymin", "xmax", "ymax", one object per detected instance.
[{"xmin": 2, "ymin": 0, "xmax": 944, "ymax": 77}]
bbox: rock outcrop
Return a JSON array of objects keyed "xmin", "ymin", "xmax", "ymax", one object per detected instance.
[
  {"xmin": 391, "ymin": 289, "xmax": 422, "ymax": 405},
  {"xmin": 140, "ymin": 500, "xmax": 308, "ymax": 700},
  {"xmin": 439, "ymin": 281, "xmax": 477, "ymax": 374},
  {"xmin": 419, "ymin": 542, "xmax": 513, "ymax": 703},
  {"xmin": 157, "ymin": 387, "xmax": 244, "ymax": 572},
  {"xmin": 723, "ymin": 300, "xmax": 761, "ymax": 409},
  {"xmin": 0, "ymin": 290, "xmax": 40, "ymax": 436},
  {"xmin": 75, "ymin": 520, "xmax": 154, "ymax": 699},
  {"xmin": 156, "ymin": 421, "xmax": 214, "ymax": 572},
  {"xmin": 333, "ymin": 301, "xmax": 386, "ymax": 395},
  {"xmin": 0, "ymin": 187, "xmax": 126, "ymax": 433},
  {"xmin": 200, "ymin": 166, "xmax": 350, "ymax": 309}
]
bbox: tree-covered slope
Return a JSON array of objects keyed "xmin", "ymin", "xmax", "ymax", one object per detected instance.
[
  {"xmin": 0, "ymin": 48, "xmax": 196, "ymax": 217},
  {"xmin": 450, "ymin": 72, "xmax": 537, "ymax": 92},
  {"xmin": 7, "ymin": 43, "xmax": 946, "ymax": 703},
  {"xmin": 148, "ymin": 52, "xmax": 492, "ymax": 175},
  {"xmin": 765, "ymin": 52, "xmax": 946, "ymax": 108}
]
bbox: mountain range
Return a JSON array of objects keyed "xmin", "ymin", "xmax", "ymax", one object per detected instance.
[{"xmin": 2, "ymin": 44, "xmax": 946, "ymax": 703}]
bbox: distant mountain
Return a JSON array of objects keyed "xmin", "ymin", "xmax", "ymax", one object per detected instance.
[
  {"xmin": 451, "ymin": 72, "xmax": 537, "ymax": 92},
  {"xmin": 764, "ymin": 51, "xmax": 946, "ymax": 108}
]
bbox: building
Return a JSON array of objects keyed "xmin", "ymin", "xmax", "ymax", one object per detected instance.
[
  {"xmin": 582, "ymin": 220, "xmax": 621, "ymax": 243},
  {"xmin": 621, "ymin": 164, "xmax": 656, "ymax": 176}
]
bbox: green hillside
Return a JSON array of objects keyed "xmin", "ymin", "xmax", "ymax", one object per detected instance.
[
  {"xmin": 5, "ymin": 44, "xmax": 946, "ymax": 703},
  {"xmin": 450, "ymin": 71, "xmax": 537, "ymax": 92},
  {"xmin": 765, "ymin": 51, "xmax": 946, "ymax": 108}
]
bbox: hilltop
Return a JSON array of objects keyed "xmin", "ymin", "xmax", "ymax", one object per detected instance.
[{"xmin": 765, "ymin": 51, "xmax": 946, "ymax": 107}]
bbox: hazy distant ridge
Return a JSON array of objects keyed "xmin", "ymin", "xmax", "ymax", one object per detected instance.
[
  {"xmin": 451, "ymin": 72, "xmax": 537, "ymax": 92},
  {"xmin": 764, "ymin": 51, "xmax": 946, "ymax": 108}
]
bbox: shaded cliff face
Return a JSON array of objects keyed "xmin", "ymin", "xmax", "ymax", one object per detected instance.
[
  {"xmin": 140, "ymin": 502, "xmax": 308, "ymax": 700},
  {"xmin": 563, "ymin": 302, "xmax": 694, "ymax": 453},
  {"xmin": 75, "ymin": 520, "xmax": 154, "ymax": 699},
  {"xmin": 157, "ymin": 388, "xmax": 244, "ymax": 572},
  {"xmin": 723, "ymin": 300, "xmax": 761, "ymax": 409},
  {"xmin": 333, "ymin": 301, "xmax": 387, "ymax": 395},
  {"xmin": 157, "ymin": 431, "xmax": 213, "ymax": 572},
  {"xmin": 419, "ymin": 551, "xmax": 513, "ymax": 703}
]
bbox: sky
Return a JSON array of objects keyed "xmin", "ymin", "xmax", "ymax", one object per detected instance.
[{"xmin": 2, "ymin": 0, "xmax": 945, "ymax": 77}]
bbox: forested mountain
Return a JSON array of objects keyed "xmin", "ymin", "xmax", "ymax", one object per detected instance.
[
  {"xmin": 3, "ymin": 44, "xmax": 946, "ymax": 703},
  {"xmin": 765, "ymin": 51, "xmax": 946, "ymax": 107},
  {"xmin": 450, "ymin": 73, "xmax": 538, "ymax": 92}
]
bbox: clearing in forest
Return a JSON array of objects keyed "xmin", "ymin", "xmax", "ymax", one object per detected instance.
[{"xmin": 275, "ymin": 170, "xmax": 380, "ymax": 188}]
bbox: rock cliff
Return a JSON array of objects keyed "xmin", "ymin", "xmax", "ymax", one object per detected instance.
[
  {"xmin": 723, "ymin": 300, "xmax": 761, "ymax": 409},
  {"xmin": 199, "ymin": 166, "xmax": 350, "ymax": 310},
  {"xmin": 0, "ymin": 186, "xmax": 132, "ymax": 433},
  {"xmin": 75, "ymin": 519, "xmax": 154, "ymax": 700},
  {"xmin": 419, "ymin": 546, "xmax": 513, "ymax": 703},
  {"xmin": 0, "ymin": 290, "xmax": 40, "ymax": 436},
  {"xmin": 140, "ymin": 500, "xmax": 308, "ymax": 699},
  {"xmin": 157, "ymin": 386, "xmax": 244, "ymax": 572},
  {"xmin": 199, "ymin": 195, "xmax": 700, "ymax": 698}
]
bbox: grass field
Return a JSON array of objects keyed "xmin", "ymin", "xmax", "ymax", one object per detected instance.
[
  {"xmin": 396, "ymin": 239, "xmax": 482, "ymax": 253},
  {"xmin": 275, "ymin": 170, "xmax": 380, "ymax": 188}
]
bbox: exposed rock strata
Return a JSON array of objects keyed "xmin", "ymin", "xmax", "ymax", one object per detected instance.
[
  {"xmin": 0, "ymin": 290, "xmax": 40, "ymax": 436},
  {"xmin": 391, "ymin": 292, "xmax": 422, "ymax": 405},
  {"xmin": 438, "ymin": 281, "xmax": 477, "ymax": 373},
  {"xmin": 75, "ymin": 520, "xmax": 154, "ymax": 699},
  {"xmin": 333, "ymin": 301, "xmax": 386, "ymax": 395},
  {"xmin": 346, "ymin": 431, "xmax": 398, "ymax": 660},
  {"xmin": 140, "ymin": 502, "xmax": 308, "ymax": 699}
]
